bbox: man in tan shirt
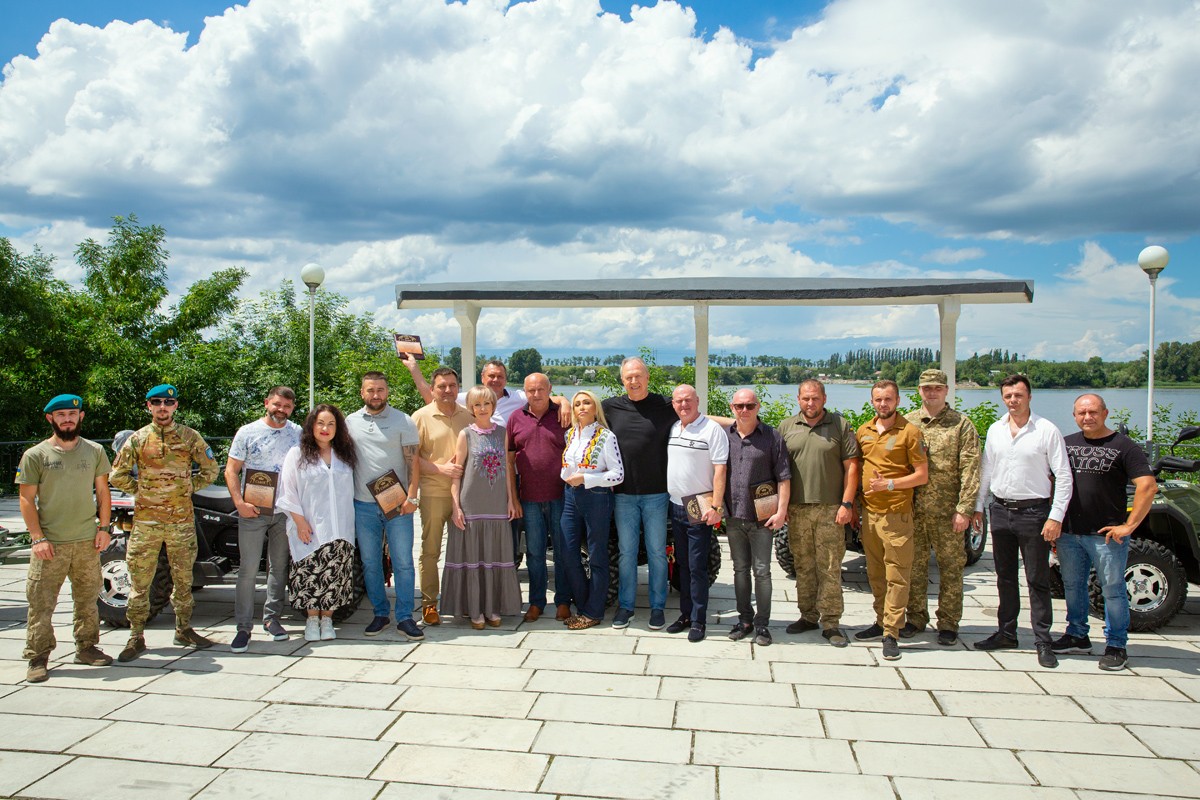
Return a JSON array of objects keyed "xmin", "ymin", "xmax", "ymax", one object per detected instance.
[{"xmin": 412, "ymin": 367, "xmax": 473, "ymax": 625}]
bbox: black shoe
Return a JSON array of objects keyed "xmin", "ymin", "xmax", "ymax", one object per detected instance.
[
  {"xmin": 936, "ymin": 630, "xmax": 958, "ymax": 647},
  {"xmin": 881, "ymin": 636, "xmax": 901, "ymax": 661},
  {"xmin": 666, "ymin": 617, "xmax": 691, "ymax": 635},
  {"xmin": 1050, "ymin": 633, "xmax": 1092, "ymax": 654},
  {"xmin": 973, "ymin": 631, "xmax": 1019, "ymax": 651},
  {"xmin": 1036, "ymin": 642, "xmax": 1059, "ymax": 669},
  {"xmin": 753, "ymin": 627, "xmax": 772, "ymax": 647},
  {"xmin": 230, "ymin": 630, "xmax": 251, "ymax": 654},
  {"xmin": 397, "ymin": 619, "xmax": 426, "ymax": 641},
  {"xmin": 727, "ymin": 622, "xmax": 754, "ymax": 641},
  {"xmin": 1098, "ymin": 646, "xmax": 1128, "ymax": 671},
  {"xmin": 854, "ymin": 623, "xmax": 884, "ymax": 641},
  {"xmin": 687, "ymin": 625, "xmax": 706, "ymax": 643},
  {"xmin": 823, "ymin": 628, "xmax": 849, "ymax": 648},
  {"xmin": 364, "ymin": 616, "xmax": 389, "ymax": 636},
  {"xmin": 899, "ymin": 622, "xmax": 926, "ymax": 639},
  {"xmin": 786, "ymin": 618, "xmax": 820, "ymax": 635}
]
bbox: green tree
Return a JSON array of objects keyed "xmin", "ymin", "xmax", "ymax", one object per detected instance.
[{"xmin": 508, "ymin": 347, "xmax": 543, "ymax": 382}]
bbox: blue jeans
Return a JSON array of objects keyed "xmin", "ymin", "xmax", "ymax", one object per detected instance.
[
  {"xmin": 561, "ymin": 485, "xmax": 613, "ymax": 620},
  {"xmin": 671, "ymin": 502, "xmax": 712, "ymax": 625},
  {"xmin": 1058, "ymin": 532, "xmax": 1130, "ymax": 649},
  {"xmin": 614, "ymin": 492, "xmax": 669, "ymax": 611},
  {"xmin": 354, "ymin": 500, "xmax": 416, "ymax": 621},
  {"xmin": 522, "ymin": 498, "xmax": 569, "ymax": 609}
]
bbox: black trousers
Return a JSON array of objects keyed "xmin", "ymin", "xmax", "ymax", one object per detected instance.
[{"xmin": 990, "ymin": 501, "xmax": 1054, "ymax": 644}]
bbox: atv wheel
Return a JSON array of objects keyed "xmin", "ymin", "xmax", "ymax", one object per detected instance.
[
  {"xmin": 774, "ymin": 527, "xmax": 795, "ymax": 580},
  {"xmin": 964, "ymin": 516, "xmax": 988, "ymax": 567},
  {"xmin": 1090, "ymin": 538, "xmax": 1188, "ymax": 632},
  {"xmin": 97, "ymin": 537, "xmax": 170, "ymax": 627}
]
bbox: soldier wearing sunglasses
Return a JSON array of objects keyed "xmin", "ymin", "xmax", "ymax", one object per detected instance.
[{"xmin": 110, "ymin": 384, "xmax": 219, "ymax": 661}]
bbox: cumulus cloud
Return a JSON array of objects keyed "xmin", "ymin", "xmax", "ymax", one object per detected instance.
[{"xmin": 923, "ymin": 247, "xmax": 985, "ymax": 265}]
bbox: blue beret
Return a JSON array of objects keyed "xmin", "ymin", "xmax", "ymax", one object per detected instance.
[
  {"xmin": 44, "ymin": 394, "xmax": 83, "ymax": 413},
  {"xmin": 146, "ymin": 384, "xmax": 179, "ymax": 400}
]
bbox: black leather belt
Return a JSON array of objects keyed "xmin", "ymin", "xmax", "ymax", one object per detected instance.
[{"xmin": 992, "ymin": 496, "xmax": 1051, "ymax": 510}]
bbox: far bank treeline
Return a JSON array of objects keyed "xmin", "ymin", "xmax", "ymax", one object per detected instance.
[{"xmin": 2, "ymin": 215, "xmax": 1194, "ymax": 445}]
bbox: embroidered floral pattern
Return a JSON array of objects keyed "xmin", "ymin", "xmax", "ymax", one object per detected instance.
[{"xmin": 472, "ymin": 429, "xmax": 506, "ymax": 486}]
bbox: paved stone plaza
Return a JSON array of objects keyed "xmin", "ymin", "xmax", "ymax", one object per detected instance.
[{"xmin": 0, "ymin": 498, "xmax": 1198, "ymax": 800}]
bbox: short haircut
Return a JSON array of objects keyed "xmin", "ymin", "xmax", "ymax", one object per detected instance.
[
  {"xmin": 999, "ymin": 374, "xmax": 1032, "ymax": 394},
  {"xmin": 464, "ymin": 385, "xmax": 495, "ymax": 412},
  {"xmin": 266, "ymin": 386, "xmax": 296, "ymax": 402},
  {"xmin": 482, "ymin": 360, "xmax": 507, "ymax": 376},
  {"xmin": 798, "ymin": 379, "xmax": 826, "ymax": 396},
  {"xmin": 361, "ymin": 371, "xmax": 388, "ymax": 385},
  {"xmin": 871, "ymin": 379, "xmax": 899, "ymax": 396},
  {"xmin": 431, "ymin": 367, "xmax": 459, "ymax": 385},
  {"xmin": 620, "ymin": 357, "xmax": 647, "ymax": 372},
  {"xmin": 1074, "ymin": 392, "xmax": 1107, "ymax": 411}
]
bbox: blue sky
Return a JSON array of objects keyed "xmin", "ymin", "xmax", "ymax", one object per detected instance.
[{"xmin": 2, "ymin": 0, "xmax": 1197, "ymax": 364}]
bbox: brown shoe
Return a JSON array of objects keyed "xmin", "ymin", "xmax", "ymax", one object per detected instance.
[
  {"xmin": 174, "ymin": 628, "xmax": 214, "ymax": 649},
  {"xmin": 470, "ymin": 619, "xmax": 485, "ymax": 630},
  {"xmin": 74, "ymin": 646, "xmax": 113, "ymax": 666},
  {"xmin": 117, "ymin": 635, "xmax": 146, "ymax": 663},
  {"xmin": 26, "ymin": 657, "xmax": 49, "ymax": 683},
  {"xmin": 567, "ymin": 616, "xmax": 601, "ymax": 630},
  {"xmin": 523, "ymin": 606, "xmax": 541, "ymax": 622},
  {"xmin": 423, "ymin": 606, "xmax": 441, "ymax": 626},
  {"xmin": 555, "ymin": 604, "xmax": 572, "ymax": 621},
  {"xmin": 486, "ymin": 617, "xmax": 502, "ymax": 628}
]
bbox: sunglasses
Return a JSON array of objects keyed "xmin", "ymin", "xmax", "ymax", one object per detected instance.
[
  {"xmin": 732, "ymin": 403, "xmax": 759, "ymax": 410},
  {"xmin": 149, "ymin": 398, "xmax": 178, "ymax": 407}
]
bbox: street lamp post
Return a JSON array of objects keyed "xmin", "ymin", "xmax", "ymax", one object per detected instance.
[
  {"xmin": 1138, "ymin": 245, "xmax": 1169, "ymax": 443},
  {"xmin": 300, "ymin": 262, "xmax": 326, "ymax": 411}
]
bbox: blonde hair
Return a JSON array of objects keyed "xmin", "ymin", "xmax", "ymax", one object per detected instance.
[
  {"xmin": 464, "ymin": 385, "xmax": 496, "ymax": 415},
  {"xmin": 570, "ymin": 390, "xmax": 608, "ymax": 428}
]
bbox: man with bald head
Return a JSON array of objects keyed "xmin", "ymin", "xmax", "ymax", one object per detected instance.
[
  {"xmin": 1054, "ymin": 393, "xmax": 1156, "ymax": 671},
  {"xmin": 507, "ymin": 373, "xmax": 572, "ymax": 622},
  {"xmin": 721, "ymin": 389, "xmax": 790, "ymax": 645}
]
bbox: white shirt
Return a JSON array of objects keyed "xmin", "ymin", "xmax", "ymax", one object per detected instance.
[
  {"xmin": 667, "ymin": 414, "xmax": 730, "ymax": 504},
  {"xmin": 276, "ymin": 446, "xmax": 356, "ymax": 562},
  {"xmin": 458, "ymin": 388, "xmax": 527, "ymax": 425},
  {"xmin": 976, "ymin": 411, "xmax": 1074, "ymax": 522},
  {"xmin": 560, "ymin": 422, "xmax": 624, "ymax": 489}
]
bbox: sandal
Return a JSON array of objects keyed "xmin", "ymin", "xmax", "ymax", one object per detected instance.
[
  {"xmin": 486, "ymin": 617, "xmax": 502, "ymax": 628},
  {"xmin": 567, "ymin": 616, "xmax": 600, "ymax": 630},
  {"xmin": 470, "ymin": 619, "xmax": 486, "ymax": 630}
]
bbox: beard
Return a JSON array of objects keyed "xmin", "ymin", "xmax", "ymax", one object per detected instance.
[
  {"xmin": 876, "ymin": 409, "xmax": 896, "ymax": 420},
  {"xmin": 51, "ymin": 420, "xmax": 81, "ymax": 441},
  {"xmin": 269, "ymin": 411, "xmax": 291, "ymax": 425}
]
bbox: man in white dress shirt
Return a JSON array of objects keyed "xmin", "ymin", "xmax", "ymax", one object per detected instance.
[{"xmin": 973, "ymin": 374, "xmax": 1073, "ymax": 668}]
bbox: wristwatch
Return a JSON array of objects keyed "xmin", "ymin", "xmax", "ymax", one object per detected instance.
[
  {"xmin": 887, "ymin": 479, "xmax": 895, "ymax": 492},
  {"xmin": 712, "ymin": 506, "xmax": 724, "ymax": 515},
  {"xmin": 840, "ymin": 501, "xmax": 854, "ymax": 510}
]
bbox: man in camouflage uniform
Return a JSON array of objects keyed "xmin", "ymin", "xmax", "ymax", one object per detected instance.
[
  {"xmin": 902, "ymin": 369, "xmax": 981, "ymax": 646},
  {"xmin": 778, "ymin": 380, "xmax": 861, "ymax": 648},
  {"xmin": 16, "ymin": 394, "xmax": 114, "ymax": 683},
  {"xmin": 109, "ymin": 384, "xmax": 219, "ymax": 661}
]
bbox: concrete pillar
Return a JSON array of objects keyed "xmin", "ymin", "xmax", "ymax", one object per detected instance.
[
  {"xmin": 938, "ymin": 297, "xmax": 961, "ymax": 404},
  {"xmin": 694, "ymin": 302, "xmax": 710, "ymax": 406},
  {"xmin": 454, "ymin": 301, "xmax": 481, "ymax": 387}
]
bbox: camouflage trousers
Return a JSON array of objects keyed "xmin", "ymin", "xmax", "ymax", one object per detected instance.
[
  {"xmin": 24, "ymin": 539, "xmax": 101, "ymax": 660},
  {"xmin": 862, "ymin": 510, "xmax": 914, "ymax": 639},
  {"xmin": 907, "ymin": 506, "xmax": 967, "ymax": 632},
  {"xmin": 127, "ymin": 522, "xmax": 198, "ymax": 634},
  {"xmin": 787, "ymin": 503, "xmax": 845, "ymax": 629}
]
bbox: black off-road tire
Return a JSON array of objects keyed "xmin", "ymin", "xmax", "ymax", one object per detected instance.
[
  {"xmin": 964, "ymin": 516, "xmax": 988, "ymax": 567},
  {"xmin": 1048, "ymin": 562, "xmax": 1065, "ymax": 599},
  {"xmin": 1089, "ymin": 538, "xmax": 1188, "ymax": 632},
  {"xmin": 668, "ymin": 535, "xmax": 722, "ymax": 592},
  {"xmin": 774, "ymin": 527, "xmax": 796, "ymax": 580},
  {"xmin": 97, "ymin": 537, "xmax": 169, "ymax": 628}
]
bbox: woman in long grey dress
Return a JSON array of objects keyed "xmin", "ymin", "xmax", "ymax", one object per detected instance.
[{"xmin": 440, "ymin": 386, "xmax": 522, "ymax": 629}]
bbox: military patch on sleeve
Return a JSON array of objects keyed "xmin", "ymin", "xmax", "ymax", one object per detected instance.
[{"xmin": 205, "ymin": 447, "xmax": 214, "ymax": 460}]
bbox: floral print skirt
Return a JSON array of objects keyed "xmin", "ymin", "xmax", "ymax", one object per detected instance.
[{"xmin": 288, "ymin": 538, "xmax": 355, "ymax": 611}]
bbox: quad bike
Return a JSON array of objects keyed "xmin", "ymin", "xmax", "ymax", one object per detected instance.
[
  {"xmin": 98, "ymin": 433, "xmax": 364, "ymax": 628},
  {"xmin": 1050, "ymin": 425, "xmax": 1200, "ymax": 632}
]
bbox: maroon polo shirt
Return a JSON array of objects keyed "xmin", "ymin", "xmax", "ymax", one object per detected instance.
[{"xmin": 507, "ymin": 400, "xmax": 568, "ymax": 503}]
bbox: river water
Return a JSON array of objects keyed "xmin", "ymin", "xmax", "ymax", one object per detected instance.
[{"xmin": 560, "ymin": 384, "xmax": 1200, "ymax": 437}]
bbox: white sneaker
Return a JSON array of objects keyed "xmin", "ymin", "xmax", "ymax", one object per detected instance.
[
  {"xmin": 319, "ymin": 617, "xmax": 335, "ymax": 641},
  {"xmin": 304, "ymin": 617, "xmax": 320, "ymax": 642}
]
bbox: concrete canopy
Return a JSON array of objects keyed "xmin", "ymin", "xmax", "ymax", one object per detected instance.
[{"xmin": 395, "ymin": 277, "xmax": 1035, "ymax": 402}]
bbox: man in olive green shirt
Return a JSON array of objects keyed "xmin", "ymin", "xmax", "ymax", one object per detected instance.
[{"xmin": 16, "ymin": 394, "xmax": 113, "ymax": 683}]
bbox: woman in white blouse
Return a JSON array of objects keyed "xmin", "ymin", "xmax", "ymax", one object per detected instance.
[
  {"xmin": 277, "ymin": 404, "xmax": 358, "ymax": 642},
  {"xmin": 559, "ymin": 390, "xmax": 624, "ymax": 630}
]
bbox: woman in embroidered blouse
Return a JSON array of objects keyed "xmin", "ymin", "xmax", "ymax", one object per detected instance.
[
  {"xmin": 559, "ymin": 390, "xmax": 624, "ymax": 630},
  {"xmin": 441, "ymin": 386, "xmax": 522, "ymax": 629},
  {"xmin": 276, "ymin": 404, "xmax": 358, "ymax": 643}
]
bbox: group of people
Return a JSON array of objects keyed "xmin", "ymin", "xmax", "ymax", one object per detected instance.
[{"xmin": 15, "ymin": 358, "xmax": 1155, "ymax": 683}]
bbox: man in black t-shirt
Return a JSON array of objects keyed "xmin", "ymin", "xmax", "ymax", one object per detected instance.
[
  {"xmin": 601, "ymin": 357, "xmax": 678, "ymax": 631},
  {"xmin": 1053, "ymin": 393, "xmax": 1156, "ymax": 671}
]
